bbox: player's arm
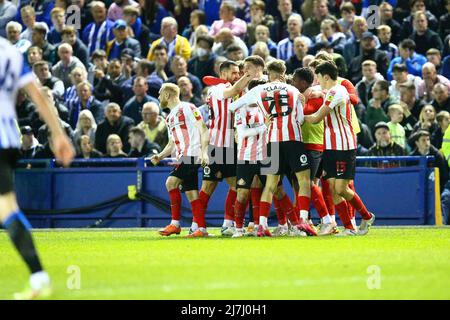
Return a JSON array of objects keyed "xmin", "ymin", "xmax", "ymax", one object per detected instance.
[
  {"xmin": 23, "ymin": 81, "xmax": 74, "ymax": 167},
  {"xmin": 151, "ymin": 138, "xmax": 175, "ymax": 165},
  {"xmin": 304, "ymin": 104, "xmax": 332, "ymax": 124},
  {"xmin": 223, "ymin": 72, "xmax": 253, "ymax": 99},
  {"xmin": 194, "ymin": 119, "xmax": 210, "ymax": 166},
  {"xmin": 237, "ymin": 124, "xmax": 266, "ymax": 138}
]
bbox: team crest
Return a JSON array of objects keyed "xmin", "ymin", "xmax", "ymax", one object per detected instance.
[
  {"xmin": 193, "ymin": 109, "xmax": 201, "ymax": 118},
  {"xmin": 203, "ymin": 166, "xmax": 211, "ymax": 175},
  {"xmin": 300, "ymin": 154, "xmax": 308, "ymax": 164},
  {"xmin": 237, "ymin": 178, "xmax": 246, "ymax": 186}
]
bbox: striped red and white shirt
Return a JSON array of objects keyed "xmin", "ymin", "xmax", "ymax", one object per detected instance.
[
  {"xmin": 230, "ymin": 82, "xmax": 304, "ymax": 143},
  {"xmin": 207, "ymin": 83, "xmax": 235, "ymax": 148},
  {"xmin": 323, "ymin": 84, "xmax": 357, "ymax": 151},
  {"xmin": 234, "ymin": 104, "xmax": 267, "ymax": 161},
  {"xmin": 166, "ymin": 102, "xmax": 203, "ymax": 159}
]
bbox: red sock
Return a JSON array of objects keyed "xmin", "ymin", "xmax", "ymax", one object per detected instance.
[
  {"xmin": 225, "ymin": 189, "xmax": 237, "ymax": 221},
  {"xmin": 190, "ymin": 199, "xmax": 206, "ymax": 228},
  {"xmin": 321, "ymin": 178, "xmax": 335, "ymax": 215},
  {"xmin": 199, "ymin": 190, "xmax": 210, "ymax": 209},
  {"xmin": 347, "ymin": 182, "xmax": 356, "ymax": 218},
  {"xmin": 234, "ymin": 199, "xmax": 247, "ymax": 229},
  {"xmin": 250, "ymin": 188, "xmax": 262, "ymax": 224},
  {"xmin": 311, "ymin": 185, "xmax": 329, "ymax": 218},
  {"xmin": 273, "ymin": 198, "xmax": 287, "ymax": 225},
  {"xmin": 293, "ymin": 203, "xmax": 300, "ymax": 224},
  {"xmin": 348, "ymin": 192, "xmax": 372, "ymax": 220},
  {"xmin": 335, "ymin": 200, "xmax": 354, "ymax": 230},
  {"xmin": 279, "ymin": 194, "xmax": 297, "ymax": 225},
  {"xmin": 168, "ymin": 189, "xmax": 182, "ymax": 221},
  {"xmin": 259, "ymin": 201, "xmax": 271, "ymax": 218}
]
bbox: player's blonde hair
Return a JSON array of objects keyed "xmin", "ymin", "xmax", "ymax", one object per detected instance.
[{"xmin": 160, "ymin": 83, "xmax": 180, "ymax": 99}]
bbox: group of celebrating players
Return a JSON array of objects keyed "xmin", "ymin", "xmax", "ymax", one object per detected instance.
[{"xmin": 150, "ymin": 52, "xmax": 375, "ymax": 238}]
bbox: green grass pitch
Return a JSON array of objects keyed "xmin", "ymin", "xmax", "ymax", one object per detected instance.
[{"xmin": 1, "ymin": 227, "xmax": 449, "ymax": 300}]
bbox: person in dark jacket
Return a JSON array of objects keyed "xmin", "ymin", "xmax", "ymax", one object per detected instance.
[
  {"xmin": 61, "ymin": 26, "xmax": 90, "ymax": 68},
  {"xmin": 123, "ymin": 5, "xmax": 151, "ymax": 58},
  {"xmin": 94, "ymin": 58, "xmax": 127, "ymax": 106},
  {"xmin": 123, "ymin": 77, "xmax": 159, "ymax": 124},
  {"xmin": 127, "ymin": 127, "xmax": 160, "ymax": 158},
  {"xmin": 106, "ymin": 19, "xmax": 141, "ymax": 60},
  {"xmin": 95, "ymin": 102, "xmax": 135, "ymax": 154},
  {"xmin": 367, "ymin": 122, "xmax": 407, "ymax": 167},
  {"xmin": 76, "ymin": 135, "xmax": 103, "ymax": 159},
  {"xmin": 68, "ymin": 81, "xmax": 104, "ymax": 129}
]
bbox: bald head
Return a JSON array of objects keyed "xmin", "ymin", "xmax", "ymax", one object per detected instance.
[{"xmin": 422, "ymin": 62, "xmax": 437, "ymax": 81}]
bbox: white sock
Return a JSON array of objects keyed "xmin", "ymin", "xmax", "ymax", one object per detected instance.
[
  {"xmin": 259, "ymin": 216, "xmax": 268, "ymax": 228},
  {"xmin": 30, "ymin": 271, "xmax": 50, "ymax": 290},
  {"xmin": 300, "ymin": 210, "xmax": 309, "ymax": 222},
  {"xmin": 279, "ymin": 223, "xmax": 287, "ymax": 228},
  {"xmin": 330, "ymin": 215, "xmax": 336, "ymax": 223},
  {"xmin": 254, "ymin": 224, "xmax": 259, "ymax": 229},
  {"xmin": 351, "ymin": 218, "xmax": 357, "ymax": 229},
  {"xmin": 199, "ymin": 227, "xmax": 206, "ymax": 232},
  {"xmin": 323, "ymin": 214, "xmax": 332, "ymax": 224},
  {"xmin": 190, "ymin": 222, "xmax": 198, "ymax": 231},
  {"xmin": 171, "ymin": 220, "xmax": 180, "ymax": 227},
  {"xmin": 236, "ymin": 227, "xmax": 244, "ymax": 232},
  {"xmin": 222, "ymin": 219, "xmax": 234, "ymax": 228}
]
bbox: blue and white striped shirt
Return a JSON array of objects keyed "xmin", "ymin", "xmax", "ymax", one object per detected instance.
[{"xmin": 277, "ymin": 36, "xmax": 312, "ymax": 61}]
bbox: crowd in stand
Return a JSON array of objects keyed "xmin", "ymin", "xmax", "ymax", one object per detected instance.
[{"xmin": 4, "ymin": 0, "xmax": 450, "ymax": 185}]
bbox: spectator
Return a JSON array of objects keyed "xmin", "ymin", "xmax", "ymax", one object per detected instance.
[
  {"xmin": 6, "ymin": 21, "xmax": 31, "ymax": 54},
  {"xmin": 342, "ymin": 16, "xmax": 380, "ymax": 64},
  {"xmin": 272, "ymin": 0, "xmax": 295, "ymax": 42},
  {"xmin": 123, "ymin": 76, "xmax": 159, "ymax": 124},
  {"xmin": 410, "ymin": 130, "xmax": 449, "ymax": 190},
  {"xmin": 399, "ymin": 82, "xmax": 427, "ymax": 121},
  {"xmin": 60, "ymin": 26, "xmax": 90, "ymax": 68},
  {"xmin": 166, "ymin": 55, "xmax": 203, "ymax": 100},
  {"xmin": 64, "ymin": 67, "xmax": 88, "ymax": 109},
  {"xmin": 387, "ymin": 104, "xmax": 407, "ymax": 149},
  {"xmin": 137, "ymin": 102, "xmax": 168, "ymax": 150},
  {"xmin": 148, "ymin": 44, "xmax": 170, "ymax": 89},
  {"xmin": 147, "ymin": 17, "xmax": 191, "ymax": 62},
  {"xmin": 128, "ymin": 127, "xmax": 160, "ymax": 157},
  {"xmin": 47, "ymin": 7, "xmax": 66, "ymax": 45},
  {"xmin": 399, "ymin": 0, "xmax": 439, "ymax": 40},
  {"xmin": 245, "ymin": 0, "xmax": 274, "ymax": 46},
  {"xmin": 20, "ymin": 5, "xmax": 48, "ymax": 43},
  {"xmin": 73, "ymin": 109, "xmax": 97, "ymax": 154},
  {"xmin": 76, "ymin": 135, "xmax": 103, "ymax": 159},
  {"xmin": 69, "ymin": 81, "xmax": 104, "ymax": 129},
  {"xmin": 226, "ymin": 45, "xmax": 245, "ymax": 62},
  {"xmin": 364, "ymin": 80, "xmax": 397, "ymax": 131},
  {"xmin": 439, "ymin": 0, "xmax": 450, "ymax": 41},
  {"xmin": 94, "ymin": 59, "xmax": 127, "ymax": 105},
  {"xmin": 52, "ymin": 43, "xmax": 86, "ymax": 89},
  {"xmin": 123, "ymin": 5, "xmax": 151, "ymax": 58},
  {"xmin": 338, "ymin": 1, "xmax": 356, "ymax": 39},
  {"xmin": 303, "ymin": 0, "xmax": 337, "ymax": 39},
  {"xmin": 348, "ymin": 32, "xmax": 389, "ymax": 85},
  {"xmin": 432, "ymin": 83, "xmax": 450, "ymax": 113},
  {"xmin": 418, "ymin": 63, "xmax": 450, "ymax": 103},
  {"xmin": 88, "ymin": 49, "xmax": 109, "ymax": 86},
  {"xmin": 122, "ymin": 58, "xmax": 159, "ymax": 102},
  {"xmin": 431, "ymin": 111, "xmax": 450, "ymax": 149},
  {"xmin": 286, "ymin": 37, "xmax": 309, "ymax": 74},
  {"xmin": 16, "ymin": 89, "xmax": 37, "ymax": 129},
  {"xmin": 108, "ymin": 0, "xmax": 139, "ymax": 21},
  {"xmin": 188, "ymin": 35, "xmax": 216, "ymax": 82},
  {"xmin": 182, "ymin": 9, "xmax": 206, "ymax": 48},
  {"xmin": 82, "ymin": 1, "xmax": 115, "ymax": 56},
  {"xmin": 178, "ymin": 76, "xmax": 203, "ymax": 106},
  {"xmin": 209, "ymin": 1, "xmax": 247, "ymax": 40},
  {"xmin": 389, "ymin": 64, "xmax": 421, "ymax": 100},
  {"xmin": 19, "ymin": 126, "xmax": 43, "ymax": 159},
  {"xmin": 379, "ymin": 2, "xmax": 401, "ymax": 44},
  {"xmin": 357, "ymin": 119, "xmax": 375, "ymax": 155},
  {"xmin": 250, "ymin": 24, "xmax": 277, "ymax": 58},
  {"xmin": 277, "ymin": 14, "xmax": 312, "ymax": 62},
  {"xmin": 106, "ymin": 134, "xmax": 128, "ymax": 158},
  {"xmin": 367, "ymin": 121, "xmax": 407, "ymax": 159},
  {"xmin": 106, "ymin": 19, "xmax": 141, "ymax": 60},
  {"xmin": 95, "ymin": 103, "xmax": 135, "ymax": 154},
  {"xmin": 33, "ymin": 60, "xmax": 65, "ymax": 100},
  {"xmin": 356, "ymin": 60, "xmax": 384, "ymax": 109},
  {"xmin": 34, "ymin": 133, "xmax": 56, "ymax": 159},
  {"xmin": 212, "ymin": 28, "xmax": 249, "ymax": 58},
  {"xmin": 387, "ymin": 39, "xmax": 427, "ymax": 81},
  {"xmin": 0, "ymin": 0, "xmax": 17, "ymax": 38},
  {"xmin": 252, "ymin": 41, "xmax": 276, "ymax": 64},
  {"xmin": 314, "ymin": 19, "xmax": 346, "ymax": 54},
  {"xmin": 32, "ymin": 24, "xmax": 56, "ymax": 65},
  {"xmin": 120, "ymin": 48, "xmax": 137, "ymax": 80},
  {"xmin": 409, "ymin": 11, "xmax": 443, "ymax": 56},
  {"xmin": 426, "ymin": 49, "xmax": 443, "ymax": 75},
  {"xmin": 138, "ymin": 0, "xmax": 171, "ymax": 37},
  {"xmin": 410, "ymin": 105, "xmax": 439, "ymax": 144},
  {"xmin": 376, "ymin": 25, "xmax": 398, "ymax": 63}
]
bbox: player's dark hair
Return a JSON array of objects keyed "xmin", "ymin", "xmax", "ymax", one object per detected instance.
[
  {"xmin": 219, "ymin": 60, "xmax": 239, "ymax": 73},
  {"xmin": 293, "ymin": 67, "xmax": 314, "ymax": 85},
  {"xmin": 314, "ymin": 61, "xmax": 338, "ymax": 80},
  {"xmin": 248, "ymin": 79, "xmax": 267, "ymax": 90},
  {"xmin": 244, "ymin": 55, "xmax": 265, "ymax": 69}
]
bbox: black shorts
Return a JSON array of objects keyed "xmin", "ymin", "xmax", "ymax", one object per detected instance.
[
  {"xmin": 169, "ymin": 157, "xmax": 200, "ymax": 191},
  {"xmin": 202, "ymin": 145, "xmax": 236, "ymax": 181},
  {"xmin": 236, "ymin": 162, "xmax": 262, "ymax": 189},
  {"xmin": 0, "ymin": 149, "xmax": 20, "ymax": 195},
  {"xmin": 322, "ymin": 149, "xmax": 356, "ymax": 180},
  {"xmin": 266, "ymin": 141, "xmax": 310, "ymax": 176},
  {"xmin": 307, "ymin": 150, "xmax": 323, "ymax": 180}
]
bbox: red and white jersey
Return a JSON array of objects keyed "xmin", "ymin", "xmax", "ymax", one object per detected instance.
[
  {"xmin": 323, "ymin": 84, "xmax": 357, "ymax": 151},
  {"xmin": 234, "ymin": 104, "xmax": 267, "ymax": 161},
  {"xmin": 166, "ymin": 102, "xmax": 203, "ymax": 159},
  {"xmin": 230, "ymin": 81, "xmax": 304, "ymax": 143},
  {"xmin": 207, "ymin": 83, "xmax": 235, "ymax": 148}
]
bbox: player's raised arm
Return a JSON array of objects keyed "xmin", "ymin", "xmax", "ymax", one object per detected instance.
[
  {"xmin": 23, "ymin": 81, "xmax": 74, "ymax": 167},
  {"xmin": 223, "ymin": 72, "xmax": 253, "ymax": 99},
  {"xmin": 304, "ymin": 104, "xmax": 332, "ymax": 124},
  {"xmin": 151, "ymin": 138, "xmax": 175, "ymax": 165}
]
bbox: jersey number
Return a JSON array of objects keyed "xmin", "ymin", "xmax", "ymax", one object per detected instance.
[
  {"xmin": 262, "ymin": 92, "xmax": 291, "ymax": 117},
  {"xmin": 0, "ymin": 59, "xmax": 16, "ymax": 94}
]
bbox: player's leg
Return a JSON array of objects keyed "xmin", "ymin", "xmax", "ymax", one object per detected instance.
[
  {"xmin": 222, "ymin": 176, "xmax": 237, "ymax": 232},
  {"xmin": 329, "ymin": 178, "xmax": 357, "ymax": 236},
  {"xmin": 0, "ymin": 149, "xmax": 51, "ymax": 300},
  {"xmin": 248, "ymin": 175, "xmax": 263, "ymax": 235},
  {"xmin": 271, "ymin": 185, "xmax": 289, "ymax": 236},
  {"xmin": 184, "ymin": 164, "xmax": 208, "ymax": 237},
  {"xmin": 233, "ymin": 164, "xmax": 256, "ymax": 237},
  {"xmin": 159, "ymin": 175, "xmax": 184, "ymax": 236}
]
